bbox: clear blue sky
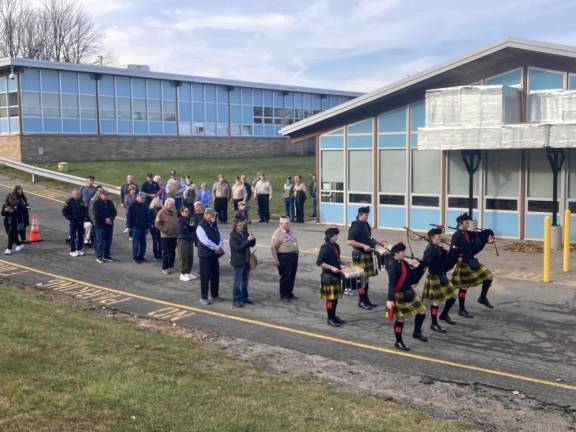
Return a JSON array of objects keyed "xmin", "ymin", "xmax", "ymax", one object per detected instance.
[{"xmin": 81, "ymin": 0, "xmax": 576, "ymax": 92}]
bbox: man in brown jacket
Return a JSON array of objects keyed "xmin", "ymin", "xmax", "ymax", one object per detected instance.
[{"xmin": 155, "ymin": 198, "xmax": 180, "ymax": 274}]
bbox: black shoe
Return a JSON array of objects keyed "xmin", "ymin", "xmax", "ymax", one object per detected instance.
[
  {"xmin": 334, "ymin": 316, "xmax": 347, "ymax": 325},
  {"xmin": 394, "ymin": 341, "xmax": 410, "ymax": 351},
  {"xmin": 458, "ymin": 309, "xmax": 474, "ymax": 318},
  {"xmin": 243, "ymin": 299, "xmax": 254, "ymax": 304},
  {"xmin": 133, "ymin": 258, "xmax": 141, "ymax": 264},
  {"xmin": 288, "ymin": 295, "xmax": 299, "ymax": 300},
  {"xmin": 327, "ymin": 318, "xmax": 341, "ymax": 327},
  {"xmin": 365, "ymin": 299, "xmax": 378, "ymax": 308},
  {"xmin": 430, "ymin": 323, "xmax": 447, "ymax": 333},
  {"xmin": 139, "ymin": 257, "xmax": 148, "ymax": 263},
  {"xmin": 439, "ymin": 314, "xmax": 456, "ymax": 325},
  {"xmin": 477, "ymin": 297, "xmax": 494, "ymax": 309},
  {"xmin": 358, "ymin": 302, "xmax": 373, "ymax": 310},
  {"xmin": 413, "ymin": 332, "xmax": 429, "ymax": 342},
  {"xmin": 232, "ymin": 302, "xmax": 243, "ymax": 308},
  {"xmin": 103, "ymin": 257, "xmax": 116, "ymax": 262},
  {"xmin": 281, "ymin": 297, "xmax": 291, "ymax": 303}
]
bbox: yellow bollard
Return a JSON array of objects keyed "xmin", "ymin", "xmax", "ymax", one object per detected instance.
[
  {"xmin": 563, "ymin": 209, "xmax": 571, "ymax": 273},
  {"xmin": 543, "ymin": 216, "xmax": 551, "ymax": 283}
]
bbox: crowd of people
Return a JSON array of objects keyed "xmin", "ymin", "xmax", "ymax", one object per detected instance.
[{"xmin": 2, "ymin": 172, "xmax": 495, "ymax": 351}]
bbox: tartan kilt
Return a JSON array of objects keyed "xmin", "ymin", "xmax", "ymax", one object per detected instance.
[
  {"xmin": 422, "ymin": 274, "xmax": 457, "ymax": 303},
  {"xmin": 353, "ymin": 251, "xmax": 378, "ymax": 278},
  {"xmin": 393, "ymin": 292, "xmax": 426, "ymax": 320},
  {"xmin": 320, "ymin": 282, "xmax": 344, "ymax": 300},
  {"xmin": 451, "ymin": 262, "xmax": 493, "ymax": 289}
]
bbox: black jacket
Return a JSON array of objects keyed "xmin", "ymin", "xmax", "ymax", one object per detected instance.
[
  {"xmin": 347, "ymin": 219, "xmax": 375, "ymax": 250},
  {"xmin": 179, "ymin": 216, "xmax": 195, "ymax": 242},
  {"xmin": 316, "ymin": 241, "xmax": 341, "ymax": 274},
  {"xmin": 62, "ymin": 198, "xmax": 88, "ymax": 224},
  {"xmin": 229, "ymin": 230, "xmax": 255, "ymax": 266},
  {"xmin": 148, "ymin": 208, "xmax": 160, "ymax": 230},
  {"xmin": 386, "ymin": 258, "xmax": 425, "ymax": 301},
  {"xmin": 2, "ymin": 203, "xmax": 19, "ymax": 229},
  {"xmin": 126, "ymin": 201, "xmax": 149, "ymax": 230},
  {"xmin": 92, "ymin": 199, "xmax": 117, "ymax": 229},
  {"xmin": 450, "ymin": 229, "xmax": 493, "ymax": 263},
  {"xmin": 422, "ymin": 244, "xmax": 456, "ymax": 276}
]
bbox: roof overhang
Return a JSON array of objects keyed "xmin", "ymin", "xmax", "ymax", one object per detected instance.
[{"xmin": 281, "ymin": 37, "xmax": 576, "ymax": 138}]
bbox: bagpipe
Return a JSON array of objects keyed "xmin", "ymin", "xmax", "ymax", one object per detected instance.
[{"xmin": 441, "ymin": 224, "xmax": 500, "ymax": 257}]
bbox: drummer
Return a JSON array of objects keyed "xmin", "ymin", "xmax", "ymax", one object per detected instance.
[
  {"xmin": 346, "ymin": 207, "xmax": 387, "ymax": 310},
  {"xmin": 316, "ymin": 227, "xmax": 346, "ymax": 327}
]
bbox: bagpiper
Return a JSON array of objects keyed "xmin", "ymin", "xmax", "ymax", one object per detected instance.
[
  {"xmin": 450, "ymin": 213, "xmax": 495, "ymax": 318},
  {"xmin": 385, "ymin": 242, "xmax": 427, "ymax": 351},
  {"xmin": 422, "ymin": 227, "xmax": 458, "ymax": 331},
  {"xmin": 316, "ymin": 227, "xmax": 346, "ymax": 327},
  {"xmin": 346, "ymin": 207, "xmax": 386, "ymax": 310}
]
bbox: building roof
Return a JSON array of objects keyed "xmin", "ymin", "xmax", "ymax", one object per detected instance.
[
  {"xmin": 0, "ymin": 57, "xmax": 361, "ymax": 98},
  {"xmin": 281, "ymin": 37, "xmax": 576, "ymax": 138}
]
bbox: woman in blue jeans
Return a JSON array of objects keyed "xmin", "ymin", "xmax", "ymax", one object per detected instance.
[{"xmin": 229, "ymin": 220, "xmax": 256, "ymax": 307}]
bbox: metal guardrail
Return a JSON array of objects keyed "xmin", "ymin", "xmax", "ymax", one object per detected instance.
[{"xmin": 0, "ymin": 157, "xmax": 121, "ymax": 195}]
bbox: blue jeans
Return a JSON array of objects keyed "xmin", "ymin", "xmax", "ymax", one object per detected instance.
[
  {"xmin": 69, "ymin": 221, "xmax": 84, "ymax": 252},
  {"xmin": 175, "ymin": 198, "xmax": 183, "ymax": 212},
  {"xmin": 284, "ymin": 197, "xmax": 294, "ymax": 220},
  {"xmin": 132, "ymin": 227, "xmax": 147, "ymax": 259},
  {"xmin": 232, "ymin": 264, "xmax": 250, "ymax": 304},
  {"xmin": 312, "ymin": 197, "xmax": 317, "ymax": 218},
  {"xmin": 95, "ymin": 225, "xmax": 113, "ymax": 259},
  {"xmin": 150, "ymin": 227, "xmax": 162, "ymax": 259}
]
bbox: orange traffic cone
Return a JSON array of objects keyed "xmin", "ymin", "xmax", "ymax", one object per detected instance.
[{"xmin": 29, "ymin": 213, "xmax": 43, "ymax": 242}]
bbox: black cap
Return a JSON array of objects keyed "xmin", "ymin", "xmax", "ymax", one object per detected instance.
[
  {"xmin": 358, "ymin": 206, "xmax": 370, "ymax": 215},
  {"xmin": 390, "ymin": 242, "xmax": 406, "ymax": 255},
  {"xmin": 324, "ymin": 227, "xmax": 339, "ymax": 240},
  {"xmin": 146, "ymin": 173, "xmax": 154, "ymax": 178},
  {"xmin": 456, "ymin": 213, "xmax": 472, "ymax": 224},
  {"xmin": 427, "ymin": 227, "xmax": 443, "ymax": 238}
]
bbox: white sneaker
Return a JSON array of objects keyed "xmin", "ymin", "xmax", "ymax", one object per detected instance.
[
  {"xmin": 123, "ymin": 228, "xmax": 130, "ymax": 233},
  {"xmin": 70, "ymin": 251, "xmax": 79, "ymax": 257},
  {"xmin": 190, "ymin": 271, "xmax": 200, "ymax": 278},
  {"xmin": 188, "ymin": 273, "xmax": 198, "ymax": 280},
  {"xmin": 179, "ymin": 273, "xmax": 192, "ymax": 282},
  {"xmin": 4, "ymin": 249, "xmax": 12, "ymax": 255},
  {"xmin": 15, "ymin": 245, "xmax": 24, "ymax": 252},
  {"xmin": 77, "ymin": 250, "xmax": 85, "ymax": 256}
]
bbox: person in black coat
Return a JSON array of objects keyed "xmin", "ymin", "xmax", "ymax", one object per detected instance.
[
  {"xmin": 450, "ymin": 213, "xmax": 495, "ymax": 318},
  {"xmin": 62, "ymin": 190, "xmax": 88, "ymax": 257},
  {"xmin": 178, "ymin": 206, "xmax": 196, "ymax": 281},
  {"xmin": 422, "ymin": 227, "xmax": 458, "ymax": 331},
  {"xmin": 92, "ymin": 189, "xmax": 117, "ymax": 263},
  {"xmin": 229, "ymin": 220, "xmax": 256, "ymax": 307},
  {"xmin": 2, "ymin": 192, "xmax": 23, "ymax": 255},
  {"xmin": 148, "ymin": 197, "xmax": 163, "ymax": 261},
  {"xmin": 386, "ymin": 242, "xmax": 427, "ymax": 351},
  {"xmin": 316, "ymin": 227, "xmax": 346, "ymax": 327},
  {"xmin": 13, "ymin": 185, "xmax": 29, "ymax": 243},
  {"xmin": 127, "ymin": 192, "xmax": 150, "ymax": 263}
]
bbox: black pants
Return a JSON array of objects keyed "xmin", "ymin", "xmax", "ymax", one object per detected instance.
[
  {"xmin": 295, "ymin": 198, "xmax": 305, "ymax": 223},
  {"xmin": 5, "ymin": 224, "xmax": 21, "ymax": 250},
  {"xmin": 278, "ymin": 252, "xmax": 298, "ymax": 299},
  {"xmin": 233, "ymin": 199, "xmax": 243, "ymax": 212},
  {"xmin": 214, "ymin": 197, "xmax": 228, "ymax": 224},
  {"xmin": 161, "ymin": 237, "xmax": 177, "ymax": 270},
  {"xmin": 257, "ymin": 194, "xmax": 270, "ymax": 222},
  {"xmin": 200, "ymin": 255, "xmax": 220, "ymax": 299}
]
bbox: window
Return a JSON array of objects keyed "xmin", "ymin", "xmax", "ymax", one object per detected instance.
[
  {"xmin": 447, "ymin": 152, "xmax": 479, "ymax": 195},
  {"xmin": 528, "ymin": 68, "xmax": 564, "ymax": 91},
  {"xmin": 22, "ymin": 92, "xmax": 41, "ymax": 116},
  {"xmin": 485, "ymin": 150, "xmax": 519, "ymax": 196},
  {"xmin": 42, "ymin": 93, "xmax": 60, "ymax": 117},
  {"xmin": 528, "ymin": 149, "xmax": 557, "ymax": 198},
  {"xmin": 62, "ymin": 94, "xmax": 79, "ymax": 118},
  {"xmin": 321, "ymin": 151, "xmax": 344, "ymax": 203},
  {"xmin": 379, "ymin": 149, "xmax": 405, "ymax": 193},
  {"xmin": 569, "ymin": 149, "xmax": 576, "ymax": 199},
  {"xmin": 348, "ymin": 151, "xmax": 372, "ymax": 192},
  {"xmin": 80, "ymin": 95, "xmax": 96, "ymax": 119},
  {"xmin": 485, "ymin": 69, "xmax": 522, "ymax": 86},
  {"xmin": 412, "ymin": 150, "xmax": 440, "ymax": 194}
]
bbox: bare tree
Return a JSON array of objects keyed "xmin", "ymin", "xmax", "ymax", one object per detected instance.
[{"xmin": 0, "ymin": 0, "xmax": 105, "ymax": 64}]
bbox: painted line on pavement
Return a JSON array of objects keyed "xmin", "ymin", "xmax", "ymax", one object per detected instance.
[{"xmin": 0, "ymin": 258, "xmax": 574, "ymax": 393}]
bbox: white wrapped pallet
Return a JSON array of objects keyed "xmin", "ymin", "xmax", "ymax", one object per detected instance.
[
  {"xmin": 417, "ymin": 124, "xmax": 548, "ymax": 151},
  {"xmin": 425, "ymin": 85, "xmax": 521, "ymax": 128},
  {"xmin": 529, "ymin": 90, "xmax": 576, "ymax": 123},
  {"xmin": 549, "ymin": 123, "xmax": 576, "ymax": 147}
]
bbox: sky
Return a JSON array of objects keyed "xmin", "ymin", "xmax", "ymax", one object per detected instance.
[{"xmin": 78, "ymin": 0, "xmax": 576, "ymax": 93}]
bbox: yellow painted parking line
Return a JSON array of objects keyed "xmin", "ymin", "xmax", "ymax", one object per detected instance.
[{"xmin": 0, "ymin": 258, "xmax": 574, "ymax": 393}]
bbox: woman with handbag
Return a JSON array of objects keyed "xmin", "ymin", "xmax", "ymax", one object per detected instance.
[
  {"xmin": 2, "ymin": 193, "xmax": 24, "ymax": 255},
  {"xmin": 386, "ymin": 242, "xmax": 427, "ymax": 351},
  {"xmin": 316, "ymin": 227, "xmax": 346, "ymax": 327},
  {"xmin": 229, "ymin": 220, "xmax": 256, "ymax": 307},
  {"xmin": 422, "ymin": 227, "xmax": 458, "ymax": 332}
]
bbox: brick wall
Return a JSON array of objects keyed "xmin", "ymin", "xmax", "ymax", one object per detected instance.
[
  {"xmin": 7, "ymin": 135, "xmax": 314, "ymax": 163},
  {"xmin": 0, "ymin": 136, "xmax": 23, "ymax": 161}
]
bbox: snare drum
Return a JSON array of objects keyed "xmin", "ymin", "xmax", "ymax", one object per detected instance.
[
  {"xmin": 374, "ymin": 244, "xmax": 390, "ymax": 270},
  {"xmin": 341, "ymin": 265, "xmax": 365, "ymax": 292}
]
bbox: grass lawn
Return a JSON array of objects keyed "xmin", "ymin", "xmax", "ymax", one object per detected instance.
[
  {"xmin": 0, "ymin": 284, "xmax": 476, "ymax": 432},
  {"xmin": 38, "ymin": 156, "xmax": 316, "ymax": 218}
]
